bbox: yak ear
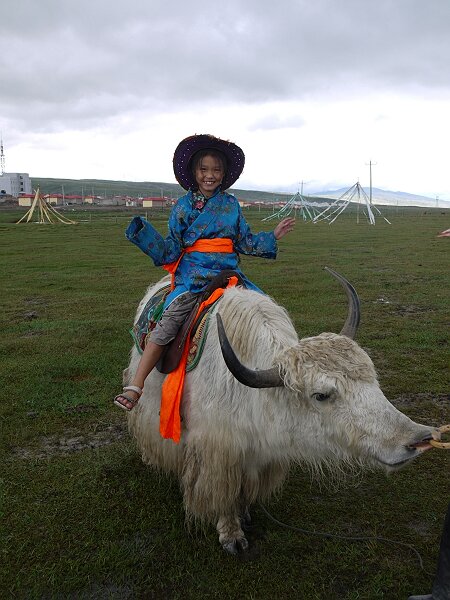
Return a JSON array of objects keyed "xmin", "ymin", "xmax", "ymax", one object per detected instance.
[
  {"xmin": 216, "ymin": 314, "xmax": 284, "ymax": 388},
  {"xmin": 324, "ymin": 267, "xmax": 360, "ymax": 339}
]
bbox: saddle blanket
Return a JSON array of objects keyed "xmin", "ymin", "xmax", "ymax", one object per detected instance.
[{"xmin": 130, "ymin": 284, "xmax": 214, "ymax": 371}]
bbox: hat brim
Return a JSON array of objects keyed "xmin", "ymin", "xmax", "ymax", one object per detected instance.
[{"xmin": 173, "ymin": 134, "xmax": 245, "ymax": 191}]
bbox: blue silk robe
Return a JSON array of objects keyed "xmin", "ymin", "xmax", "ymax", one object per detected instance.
[{"xmin": 125, "ymin": 190, "xmax": 278, "ymax": 307}]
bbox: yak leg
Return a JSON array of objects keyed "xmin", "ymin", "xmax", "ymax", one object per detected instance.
[
  {"xmin": 216, "ymin": 515, "xmax": 249, "ymax": 555},
  {"xmin": 216, "ymin": 465, "xmax": 270, "ymax": 553},
  {"xmin": 215, "ymin": 461, "xmax": 287, "ymax": 554},
  {"xmin": 240, "ymin": 506, "xmax": 252, "ymax": 531},
  {"xmin": 217, "ymin": 492, "xmax": 254, "ymax": 554},
  {"xmin": 183, "ymin": 443, "xmax": 250, "ymax": 554}
]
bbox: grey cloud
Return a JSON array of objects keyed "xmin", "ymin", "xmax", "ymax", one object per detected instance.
[{"xmin": 2, "ymin": 0, "xmax": 450, "ymax": 131}]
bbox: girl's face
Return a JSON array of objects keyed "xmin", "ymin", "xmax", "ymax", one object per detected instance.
[{"xmin": 194, "ymin": 154, "xmax": 224, "ymax": 198}]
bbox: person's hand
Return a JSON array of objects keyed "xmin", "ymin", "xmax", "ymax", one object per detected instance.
[{"xmin": 274, "ymin": 217, "xmax": 295, "ymax": 240}]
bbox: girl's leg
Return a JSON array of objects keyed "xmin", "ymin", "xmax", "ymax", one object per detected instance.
[
  {"xmin": 114, "ymin": 291, "xmax": 198, "ymax": 410},
  {"xmin": 114, "ymin": 341, "xmax": 165, "ymax": 410}
]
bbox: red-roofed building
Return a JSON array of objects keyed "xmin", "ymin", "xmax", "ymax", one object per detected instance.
[{"xmin": 18, "ymin": 193, "xmax": 35, "ymax": 207}]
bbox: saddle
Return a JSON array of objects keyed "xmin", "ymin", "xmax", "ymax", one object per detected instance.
[{"xmin": 156, "ymin": 270, "xmax": 244, "ymax": 374}]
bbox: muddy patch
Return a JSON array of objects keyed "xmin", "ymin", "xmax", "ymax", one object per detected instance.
[
  {"xmin": 20, "ymin": 330, "xmax": 43, "ymax": 338},
  {"xmin": 15, "ymin": 297, "xmax": 49, "ymax": 323},
  {"xmin": 373, "ymin": 297, "xmax": 434, "ymax": 316},
  {"xmin": 374, "ymin": 296, "xmax": 392, "ymax": 305},
  {"xmin": 23, "ymin": 296, "xmax": 48, "ymax": 305},
  {"xmin": 12, "ymin": 422, "xmax": 128, "ymax": 459},
  {"xmin": 393, "ymin": 304, "xmax": 434, "ymax": 316},
  {"xmin": 22, "ymin": 310, "xmax": 39, "ymax": 320},
  {"xmin": 392, "ymin": 392, "xmax": 449, "ymax": 409},
  {"xmin": 392, "ymin": 393, "xmax": 450, "ymax": 428}
]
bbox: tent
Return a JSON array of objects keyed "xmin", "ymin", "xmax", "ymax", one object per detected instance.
[
  {"xmin": 313, "ymin": 182, "xmax": 391, "ymax": 225},
  {"xmin": 16, "ymin": 189, "xmax": 77, "ymax": 224},
  {"xmin": 262, "ymin": 191, "xmax": 320, "ymax": 222}
]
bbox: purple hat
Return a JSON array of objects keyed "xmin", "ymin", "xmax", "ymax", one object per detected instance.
[{"xmin": 173, "ymin": 134, "xmax": 245, "ymax": 191}]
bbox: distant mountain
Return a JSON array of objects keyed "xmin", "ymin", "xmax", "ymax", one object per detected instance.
[
  {"xmin": 314, "ymin": 186, "xmax": 450, "ymax": 209},
  {"xmin": 29, "ymin": 177, "xmax": 449, "ymax": 209}
]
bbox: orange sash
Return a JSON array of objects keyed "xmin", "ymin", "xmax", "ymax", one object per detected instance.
[
  {"xmin": 159, "ymin": 275, "xmax": 238, "ymax": 443},
  {"xmin": 163, "ymin": 238, "xmax": 234, "ymax": 290}
]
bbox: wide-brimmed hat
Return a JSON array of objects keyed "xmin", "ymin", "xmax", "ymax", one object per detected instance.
[{"xmin": 173, "ymin": 134, "xmax": 245, "ymax": 191}]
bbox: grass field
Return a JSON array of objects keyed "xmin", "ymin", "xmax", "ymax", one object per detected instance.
[{"xmin": 1, "ymin": 206, "xmax": 449, "ymax": 599}]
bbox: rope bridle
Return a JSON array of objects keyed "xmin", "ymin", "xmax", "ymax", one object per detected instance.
[{"xmin": 429, "ymin": 424, "xmax": 450, "ymax": 449}]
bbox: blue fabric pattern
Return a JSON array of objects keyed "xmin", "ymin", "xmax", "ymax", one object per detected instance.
[{"xmin": 126, "ymin": 190, "xmax": 278, "ymax": 307}]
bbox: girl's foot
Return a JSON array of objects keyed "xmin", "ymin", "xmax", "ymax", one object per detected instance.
[{"xmin": 113, "ymin": 385, "xmax": 142, "ymax": 411}]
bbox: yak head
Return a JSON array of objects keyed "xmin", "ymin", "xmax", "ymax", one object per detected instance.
[{"xmin": 217, "ymin": 268, "xmax": 440, "ymax": 472}]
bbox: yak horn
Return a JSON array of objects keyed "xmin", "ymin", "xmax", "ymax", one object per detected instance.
[
  {"xmin": 324, "ymin": 266, "xmax": 360, "ymax": 339},
  {"xmin": 216, "ymin": 314, "xmax": 284, "ymax": 388}
]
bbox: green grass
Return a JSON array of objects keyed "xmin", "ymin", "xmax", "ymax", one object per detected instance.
[{"xmin": 1, "ymin": 206, "xmax": 449, "ymax": 599}]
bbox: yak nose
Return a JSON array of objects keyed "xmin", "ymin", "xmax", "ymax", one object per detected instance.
[{"xmin": 408, "ymin": 427, "xmax": 440, "ymax": 452}]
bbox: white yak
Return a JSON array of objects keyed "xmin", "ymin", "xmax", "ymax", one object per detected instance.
[{"xmin": 126, "ymin": 268, "xmax": 440, "ymax": 554}]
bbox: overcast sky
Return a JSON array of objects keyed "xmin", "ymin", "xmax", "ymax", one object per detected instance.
[{"xmin": 2, "ymin": 0, "xmax": 450, "ymax": 199}]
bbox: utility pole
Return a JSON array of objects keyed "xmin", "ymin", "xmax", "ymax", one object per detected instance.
[
  {"xmin": 365, "ymin": 160, "xmax": 377, "ymax": 205},
  {"xmin": 0, "ymin": 135, "xmax": 5, "ymax": 175}
]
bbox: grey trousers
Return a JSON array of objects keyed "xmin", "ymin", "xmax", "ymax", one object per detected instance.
[{"xmin": 148, "ymin": 291, "xmax": 198, "ymax": 346}]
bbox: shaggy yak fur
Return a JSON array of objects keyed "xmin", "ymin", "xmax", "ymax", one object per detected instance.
[{"xmin": 126, "ymin": 276, "xmax": 438, "ymax": 554}]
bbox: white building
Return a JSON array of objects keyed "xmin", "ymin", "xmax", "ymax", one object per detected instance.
[{"xmin": 0, "ymin": 173, "xmax": 32, "ymax": 196}]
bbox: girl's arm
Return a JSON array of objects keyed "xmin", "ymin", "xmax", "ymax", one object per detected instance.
[
  {"xmin": 234, "ymin": 206, "xmax": 295, "ymax": 258},
  {"xmin": 125, "ymin": 214, "xmax": 183, "ymax": 266}
]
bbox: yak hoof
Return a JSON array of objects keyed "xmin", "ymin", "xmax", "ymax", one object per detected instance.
[{"xmin": 221, "ymin": 536, "xmax": 249, "ymax": 555}]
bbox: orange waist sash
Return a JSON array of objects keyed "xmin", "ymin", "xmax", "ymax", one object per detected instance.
[
  {"xmin": 163, "ymin": 238, "xmax": 234, "ymax": 290},
  {"xmin": 160, "ymin": 275, "xmax": 239, "ymax": 443}
]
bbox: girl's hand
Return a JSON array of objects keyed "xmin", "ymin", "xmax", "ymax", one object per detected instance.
[{"xmin": 274, "ymin": 217, "xmax": 296, "ymax": 240}]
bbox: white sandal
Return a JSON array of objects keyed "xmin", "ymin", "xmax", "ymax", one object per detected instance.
[{"xmin": 113, "ymin": 385, "xmax": 143, "ymax": 411}]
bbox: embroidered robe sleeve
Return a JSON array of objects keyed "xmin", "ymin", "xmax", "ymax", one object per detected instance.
[
  {"xmin": 125, "ymin": 211, "xmax": 184, "ymax": 266},
  {"xmin": 234, "ymin": 203, "xmax": 277, "ymax": 259}
]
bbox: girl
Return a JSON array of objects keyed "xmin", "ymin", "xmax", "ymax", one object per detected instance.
[{"xmin": 114, "ymin": 134, "xmax": 295, "ymax": 411}]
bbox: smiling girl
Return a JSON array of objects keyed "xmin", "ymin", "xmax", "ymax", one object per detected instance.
[{"xmin": 114, "ymin": 134, "xmax": 295, "ymax": 412}]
